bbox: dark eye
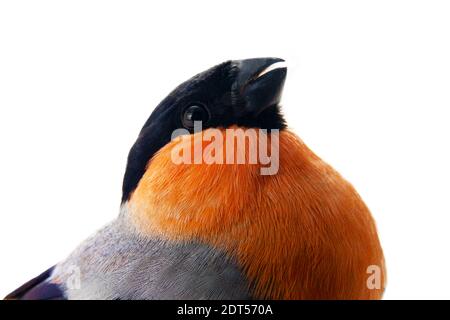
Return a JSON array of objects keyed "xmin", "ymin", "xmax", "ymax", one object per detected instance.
[{"xmin": 182, "ymin": 104, "xmax": 210, "ymax": 129}]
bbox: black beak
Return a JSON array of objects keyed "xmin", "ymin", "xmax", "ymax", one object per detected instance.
[{"xmin": 233, "ymin": 57, "xmax": 287, "ymax": 116}]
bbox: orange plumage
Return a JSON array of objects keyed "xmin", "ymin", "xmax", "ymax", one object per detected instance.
[{"xmin": 129, "ymin": 128, "xmax": 386, "ymax": 299}]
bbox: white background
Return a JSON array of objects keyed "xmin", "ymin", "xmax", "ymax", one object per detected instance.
[{"xmin": 1, "ymin": 1, "xmax": 449, "ymax": 300}]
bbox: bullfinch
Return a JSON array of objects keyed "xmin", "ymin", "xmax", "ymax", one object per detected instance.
[{"xmin": 5, "ymin": 58, "xmax": 385, "ymax": 300}]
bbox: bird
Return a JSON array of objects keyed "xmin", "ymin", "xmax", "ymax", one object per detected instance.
[{"xmin": 5, "ymin": 57, "xmax": 385, "ymax": 300}]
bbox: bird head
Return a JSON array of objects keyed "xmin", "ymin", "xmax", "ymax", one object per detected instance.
[{"xmin": 122, "ymin": 57, "xmax": 287, "ymax": 202}]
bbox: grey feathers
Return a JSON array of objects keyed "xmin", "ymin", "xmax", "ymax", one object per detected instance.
[{"xmin": 50, "ymin": 211, "xmax": 251, "ymax": 300}]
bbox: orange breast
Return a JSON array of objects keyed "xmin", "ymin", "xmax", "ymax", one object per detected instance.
[{"xmin": 128, "ymin": 128, "xmax": 385, "ymax": 299}]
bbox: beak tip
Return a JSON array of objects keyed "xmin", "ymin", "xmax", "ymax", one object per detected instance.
[{"xmin": 234, "ymin": 57, "xmax": 287, "ymax": 115}]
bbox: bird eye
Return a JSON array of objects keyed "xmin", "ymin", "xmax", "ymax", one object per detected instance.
[{"xmin": 182, "ymin": 104, "xmax": 210, "ymax": 129}]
